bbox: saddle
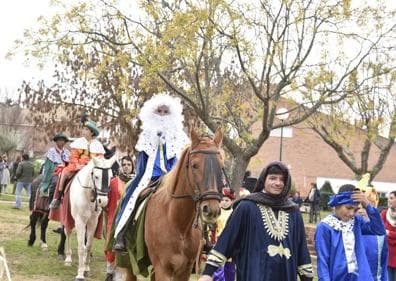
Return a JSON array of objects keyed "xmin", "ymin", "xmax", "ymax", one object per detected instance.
[
  {"xmin": 132, "ymin": 177, "xmax": 163, "ymax": 224},
  {"xmin": 138, "ymin": 178, "xmax": 162, "ymax": 200}
]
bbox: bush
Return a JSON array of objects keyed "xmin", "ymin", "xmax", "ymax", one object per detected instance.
[
  {"xmin": 33, "ymin": 159, "xmax": 44, "ymax": 176},
  {"xmin": 320, "ymin": 181, "xmax": 334, "ymax": 211}
]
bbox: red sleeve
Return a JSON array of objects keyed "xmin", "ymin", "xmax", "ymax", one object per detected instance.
[
  {"xmin": 382, "ymin": 209, "xmax": 396, "ymax": 239},
  {"xmin": 64, "ymin": 149, "xmax": 81, "ymax": 172}
]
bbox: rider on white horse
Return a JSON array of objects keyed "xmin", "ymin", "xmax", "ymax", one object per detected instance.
[
  {"xmin": 112, "ymin": 94, "xmax": 189, "ymax": 253},
  {"xmin": 49, "ymin": 118, "xmax": 105, "ymax": 209}
]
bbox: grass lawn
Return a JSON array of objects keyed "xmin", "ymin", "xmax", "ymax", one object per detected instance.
[
  {"xmin": 0, "ymin": 184, "xmax": 201, "ymax": 281},
  {"xmin": 0, "ymin": 201, "xmax": 110, "ymax": 281},
  {"xmin": 0, "ymin": 184, "xmax": 322, "ymax": 280}
]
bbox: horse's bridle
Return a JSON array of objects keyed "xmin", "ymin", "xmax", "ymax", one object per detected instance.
[
  {"xmin": 91, "ymin": 166, "xmax": 111, "ymax": 196},
  {"xmin": 78, "ymin": 166, "xmax": 112, "ymax": 205},
  {"xmin": 170, "ymin": 148, "xmax": 224, "ymax": 202}
]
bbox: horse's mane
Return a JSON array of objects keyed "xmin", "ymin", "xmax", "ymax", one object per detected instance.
[
  {"xmin": 162, "ymin": 145, "xmax": 190, "ymax": 190},
  {"xmin": 162, "ymin": 136, "xmax": 219, "ymax": 190}
]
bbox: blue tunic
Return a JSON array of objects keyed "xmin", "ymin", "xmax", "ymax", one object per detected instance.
[
  {"xmin": 115, "ymin": 146, "xmax": 176, "ymax": 225},
  {"xmin": 204, "ymin": 200, "xmax": 313, "ymax": 281},
  {"xmin": 362, "ymin": 234, "xmax": 388, "ymax": 281},
  {"xmin": 315, "ymin": 205, "xmax": 386, "ymax": 281}
]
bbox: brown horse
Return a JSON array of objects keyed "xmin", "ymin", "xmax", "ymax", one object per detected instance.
[{"xmin": 124, "ymin": 128, "xmax": 224, "ymax": 281}]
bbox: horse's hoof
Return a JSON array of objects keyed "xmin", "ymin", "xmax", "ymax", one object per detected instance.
[
  {"xmin": 40, "ymin": 242, "xmax": 48, "ymax": 251},
  {"xmin": 52, "ymin": 227, "xmax": 63, "ymax": 234},
  {"xmin": 75, "ymin": 278, "xmax": 84, "ymax": 281},
  {"xmin": 27, "ymin": 239, "xmax": 35, "ymax": 246},
  {"xmin": 64, "ymin": 261, "xmax": 72, "ymax": 266}
]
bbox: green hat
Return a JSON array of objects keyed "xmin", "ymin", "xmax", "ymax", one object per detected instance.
[
  {"xmin": 53, "ymin": 133, "xmax": 69, "ymax": 142},
  {"xmin": 84, "ymin": 120, "xmax": 100, "ymax": 137}
]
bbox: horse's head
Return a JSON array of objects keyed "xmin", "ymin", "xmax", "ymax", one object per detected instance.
[
  {"xmin": 187, "ymin": 128, "xmax": 224, "ymax": 224},
  {"xmin": 90, "ymin": 154, "xmax": 117, "ymax": 207}
]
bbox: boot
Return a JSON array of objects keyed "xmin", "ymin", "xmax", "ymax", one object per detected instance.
[
  {"xmin": 50, "ymin": 171, "xmax": 70, "ymax": 209},
  {"xmin": 113, "ymin": 230, "xmax": 127, "ymax": 253},
  {"xmin": 49, "ymin": 189, "xmax": 64, "ymax": 209}
]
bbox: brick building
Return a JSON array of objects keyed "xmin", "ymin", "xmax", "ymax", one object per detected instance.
[{"xmin": 248, "ymin": 122, "xmax": 396, "ymax": 196}]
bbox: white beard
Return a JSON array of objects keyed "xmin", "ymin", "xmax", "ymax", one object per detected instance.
[
  {"xmin": 136, "ymin": 112, "xmax": 189, "ymax": 159},
  {"xmin": 135, "ymin": 94, "xmax": 190, "ymax": 159}
]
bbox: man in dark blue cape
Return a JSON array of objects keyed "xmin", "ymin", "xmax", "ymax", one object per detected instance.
[{"xmin": 199, "ymin": 161, "xmax": 313, "ymax": 281}]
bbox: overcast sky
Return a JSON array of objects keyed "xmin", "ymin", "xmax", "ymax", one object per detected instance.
[
  {"xmin": 0, "ymin": 0, "xmax": 394, "ymax": 101},
  {"xmin": 0, "ymin": 1, "xmax": 52, "ymax": 99}
]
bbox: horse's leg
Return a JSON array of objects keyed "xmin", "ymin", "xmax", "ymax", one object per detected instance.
[
  {"xmin": 82, "ymin": 215, "xmax": 98, "ymax": 277},
  {"xmin": 40, "ymin": 216, "xmax": 49, "ymax": 251},
  {"xmin": 28, "ymin": 213, "xmax": 37, "ymax": 246},
  {"xmin": 64, "ymin": 230, "xmax": 73, "ymax": 266},
  {"xmin": 58, "ymin": 226, "xmax": 66, "ymax": 257},
  {"xmin": 174, "ymin": 263, "xmax": 194, "ymax": 281},
  {"xmin": 151, "ymin": 265, "xmax": 172, "ymax": 281},
  {"xmin": 74, "ymin": 216, "xmax": 88, "ymax": 280}
]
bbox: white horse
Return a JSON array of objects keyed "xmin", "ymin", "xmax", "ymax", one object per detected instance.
[{"xmin": 64, "ymin": 155, "xmax": 117, "ymax": 281}]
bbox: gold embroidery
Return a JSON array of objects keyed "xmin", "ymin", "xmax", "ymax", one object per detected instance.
[
  {"xmin": 267, "ymin": 244, "xmax": 291, "ymax": 259},
  {"xmin": 257, "ymin": 204, "xmax": 289, "ymax": 241},
  {"xmin": 207, "ymin": 249, "xmax": 227, "ymax": 267},
  {"xmin": 298, "ymin": 263, "xmax": 314, "ymax": 277}
]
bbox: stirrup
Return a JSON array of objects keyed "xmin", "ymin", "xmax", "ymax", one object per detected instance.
[{"xmin": 113, "ymin": 240, "xmax": 127, "ymax": 254}]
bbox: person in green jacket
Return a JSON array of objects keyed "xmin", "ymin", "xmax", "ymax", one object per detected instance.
[
  {"xmin": 39, "ymin": 133, "xmax": 70, "ymax": 197},
  {"xmin": 14, "ymin": 153, "xmax": 35, "ymax": 209}
]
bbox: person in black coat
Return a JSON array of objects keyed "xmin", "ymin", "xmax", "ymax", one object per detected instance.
[{"xmin": 305, "ymin": 183, "xmax": 321, "ymax": 223}]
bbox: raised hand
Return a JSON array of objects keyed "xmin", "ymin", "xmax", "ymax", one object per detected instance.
[{"xmin": 351, "ymin": 191, "xmax": 370, "ymax": 208}]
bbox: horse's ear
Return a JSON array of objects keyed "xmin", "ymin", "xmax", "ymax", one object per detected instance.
[
  {"xmin": 190, "ymin": 127, "xmax": 200, "ymax": 148},
  {"xmin": 213, "ymin": 128, "xmax": 223, "ymax": 147}
]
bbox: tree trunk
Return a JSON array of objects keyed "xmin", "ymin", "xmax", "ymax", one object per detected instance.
[{"xmin": 228, "ymin": 156, "xmax": 250, "ymax": 198}]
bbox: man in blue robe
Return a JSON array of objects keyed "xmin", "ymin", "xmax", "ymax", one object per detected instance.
[
  {"xmin": 112, "ymin": 94, "xmax": 189, "ymax": 252},
  {"xmin": 199, "ymin": 161, "xmax": 314, "ymax": 281},
  {"xmin": 358, "ymin": 195, "xmax": 388, "ymax": 281},
  {"xmin": 362, "ymin": 230, "xmax": 388, "ymax": 281},
  {"xmin": 315, "ymin": 184, "xmax": 386, "ymax": 281}
]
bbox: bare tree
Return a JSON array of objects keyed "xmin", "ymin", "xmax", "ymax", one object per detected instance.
[
  {"xmin": 309, "ymin": 58, "xmax": 396, "ymax": 181},
  {"xmin": 115, "ymin": 0, "xmax": 395, "ymax": 190},
  {"xmin": 11, "ymin": 0, "xmax": 396, "ymax": 190},
  {"xmin": 0, "ymin": 99, "xmax": 31, "ymax": 153}
]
